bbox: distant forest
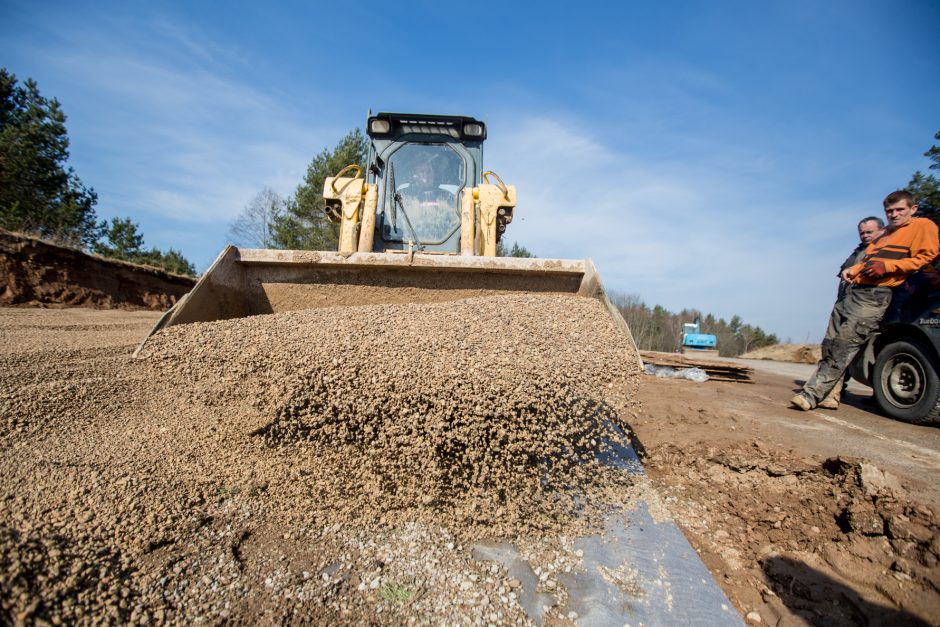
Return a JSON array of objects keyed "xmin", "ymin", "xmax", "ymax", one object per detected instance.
[{"xmin": 610, "ymin": 292, "xmax": 779, "ymax": 357}]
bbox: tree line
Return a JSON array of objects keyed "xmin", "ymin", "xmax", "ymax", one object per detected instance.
[
  {"xmin": 610, "ymin": 292, "xmax": 779, "ymax": 356},
  {"xmin": 0, "ymin": 69, "xmax": 195, "ymax": 275}
]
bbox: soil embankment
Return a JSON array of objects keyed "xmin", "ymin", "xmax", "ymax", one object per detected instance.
[{"xmin": 0, "ymin": 229, "xmax": 194, "ymax": 310}]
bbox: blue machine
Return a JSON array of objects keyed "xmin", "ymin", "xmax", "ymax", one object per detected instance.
[{"xmin": 681, "ymin": 320, "xmax": 718, "ymax": 353}]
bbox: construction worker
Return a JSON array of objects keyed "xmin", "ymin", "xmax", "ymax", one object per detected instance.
[
  {"xmin": 837, "ymin": 216, "xmax": 885, "ymax": 299},
  {"xmin": 818, "ymin": 216, "xmax": 886, "ymax": 409},
  {"xmin": 398, "ymin": 151, "xmax": 461, "ymax": 242},
  {"xmin": 791, "ymin": 191, "xmax": 939, "ymax": 411},
  {"xmin": 405, "ymin": 153, "xmax": 457, "ymax": 207}
]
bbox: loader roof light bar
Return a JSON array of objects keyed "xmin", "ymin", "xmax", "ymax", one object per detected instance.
[{"xmin": 367, "ymin": 112, "xmax": 487, "ymax": 141}]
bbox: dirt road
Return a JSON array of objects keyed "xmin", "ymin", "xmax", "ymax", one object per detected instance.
[
  {"xmin": 1, "ymin": 307, "xmax": 938, "ymax": 625},
  {"xmin": 719, "ymin": 357, "xmax": 940, "ymax": 506},
  {"xmin": 634, "ymin": 361, "xmax": 940, "ymax": 626}
]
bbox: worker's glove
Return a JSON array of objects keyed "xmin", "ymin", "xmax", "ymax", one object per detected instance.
[{"xmin": 861, "ymin": 260, "xmax": 887, "ymax": 278}]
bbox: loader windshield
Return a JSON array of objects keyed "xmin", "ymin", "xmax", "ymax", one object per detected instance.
[{"xmin": 383, "ymin": 143, "xmax": 465, "ymax": 245}]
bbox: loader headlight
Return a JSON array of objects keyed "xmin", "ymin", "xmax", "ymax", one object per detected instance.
[
  {"xmin": 369, "ymin": 118, "xmax": 391, "ymax": 135},
  {"xmin": 462, "ymin": 123, "xmax": 484, "ymax": 138}
]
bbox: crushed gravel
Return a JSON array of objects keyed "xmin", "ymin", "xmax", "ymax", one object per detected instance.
[{"xmin": 0, "ymin": 294, "xmax": 643, "ymax": 624}]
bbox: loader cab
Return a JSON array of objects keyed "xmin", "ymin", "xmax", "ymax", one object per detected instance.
[{"xmin": 365, "ymin": 113, "xmax": 486, "ymax": 253}]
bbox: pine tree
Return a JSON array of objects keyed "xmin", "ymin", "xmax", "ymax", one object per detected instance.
[
  {"xmin": 906, "ymin": 131, "xmax": 940, "ymax": 225},
  {"xmin": 0, "ymin": 68, "xmax": 99, "ymax": 247},
  {"xmin": 270, "ymin": 129, "xmax": 368, "ymax": 250}
]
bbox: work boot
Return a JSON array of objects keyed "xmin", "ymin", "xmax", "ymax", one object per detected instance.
[
  {"xmin": 790, "ymin": 394, "xmax": 814, "ymax": 411},
  {"xmin": 818, "ymin": 380, "xmax": 842, "ymax": 409},
  {"xmin": 818, "ymin": 395, "xmax": 839, "ymax": 409}
]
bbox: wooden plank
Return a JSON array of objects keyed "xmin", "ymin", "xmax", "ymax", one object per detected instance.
[{"xmin": 640, "ymin": 350, "xmax": 754, "ymax": 383}]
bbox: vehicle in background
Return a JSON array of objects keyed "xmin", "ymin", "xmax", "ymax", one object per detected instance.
[
  {"xmin": 681, "ymin": 319, "xmax": 719, "ymax": 356},
  {"xmin": 850, "ymin": 272, "xmax": 940, "ymax": 424}
]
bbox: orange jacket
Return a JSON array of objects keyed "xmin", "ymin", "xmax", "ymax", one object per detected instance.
[{"xmin": 848, "ymin": 217, "xmax": 939, "ymax": 287}]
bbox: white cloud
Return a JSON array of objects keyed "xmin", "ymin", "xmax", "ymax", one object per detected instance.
[
  {"xmin": 31, "ymin": 17, "xmax": 330, "ymax": 228},
  {"xmin": 486, "ymin": 113, "xmax": 857, "ymax": 341}
]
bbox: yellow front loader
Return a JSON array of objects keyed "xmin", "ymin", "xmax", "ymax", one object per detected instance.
[
  {"xmin": 135, "ymin": 112, "xmax": 631, "ymax": 352},
  {"xmin": 133, "ymin": 112, "xmax": 739, "ymax": 623}
]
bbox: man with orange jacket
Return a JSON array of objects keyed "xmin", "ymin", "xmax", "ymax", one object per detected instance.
[{"xmin": 791, "ymin": 190, "xmax": 939, "ymax": 411}]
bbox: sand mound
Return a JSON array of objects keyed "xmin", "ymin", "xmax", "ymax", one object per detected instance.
[
  {"xmin": 0, "ymin": 229, "xmax": 193, "ymax": 310},
  {"xmin": 740, "ymin": 344, "xmax": 821, "ymax": 363},
  {"xmin": 141, "ymin": 293, "xmax": 641, "ymax": 537}
]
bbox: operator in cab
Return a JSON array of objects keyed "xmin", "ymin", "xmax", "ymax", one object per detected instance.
[{"xmin": 395, "ymin": 151, "xmax": 460, "ymax": 244}]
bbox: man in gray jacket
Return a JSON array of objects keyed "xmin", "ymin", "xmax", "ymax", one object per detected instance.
[
  {"xmin": 838, "ymin": 217, "xmax": 885, "ymax": 298},
  {"xmin": 818, "ymin": 216, "xmax": 885, "ymax": 409}
]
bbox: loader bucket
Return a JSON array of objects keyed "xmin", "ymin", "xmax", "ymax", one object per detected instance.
[{"xmin": 134, "ymin": 246, "xmax": 637, "ymax": 356}]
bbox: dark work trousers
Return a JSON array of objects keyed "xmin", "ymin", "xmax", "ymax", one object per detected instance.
[{"xmin": 802, "ymin": 283, "xmax": 893, "ymax": 404}]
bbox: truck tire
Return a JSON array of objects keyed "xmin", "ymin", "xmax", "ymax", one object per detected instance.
[{"xmin": 871, "ymin": 339, "xmax": 940, "ymax": 424}]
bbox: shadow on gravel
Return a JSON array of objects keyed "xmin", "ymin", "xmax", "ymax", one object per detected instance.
[
  {"xmin": 764, "ymin": 555, "xmax": 930, "ymax": 626},
  {"xmin": 615, "ymin": 417, "xmax": 648, "ymax": 461}
]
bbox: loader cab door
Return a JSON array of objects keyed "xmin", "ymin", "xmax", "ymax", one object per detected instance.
[{"xmin": 376, "ymin": 141, "xmax": 470, "ymax": 253}]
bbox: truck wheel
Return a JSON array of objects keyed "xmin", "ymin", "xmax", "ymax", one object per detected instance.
[{"xmin": 872, "ymin": 340, "xmax": 940, "ymax": 424}]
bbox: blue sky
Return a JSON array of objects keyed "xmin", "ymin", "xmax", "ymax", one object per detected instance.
[{"xmin": 2, "ymin": 0, "xmax": 938, "ymax": 342}]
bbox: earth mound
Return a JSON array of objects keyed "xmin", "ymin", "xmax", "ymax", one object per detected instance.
[
  {"xmin": 741, "ymin": 343, "xmax": 821, "ymax": 363},
  {"xmin": 0, "ymin": 229, "xmax": 194, "ymax": 310}
]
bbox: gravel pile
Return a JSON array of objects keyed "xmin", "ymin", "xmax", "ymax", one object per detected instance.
[
  {"xmin": 141, "ymin": 292, "xmax": 641, "ymax": 537},
  {"xmin": 1, "ymin": 294, "xmax": 643, "ymax": 624}
]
